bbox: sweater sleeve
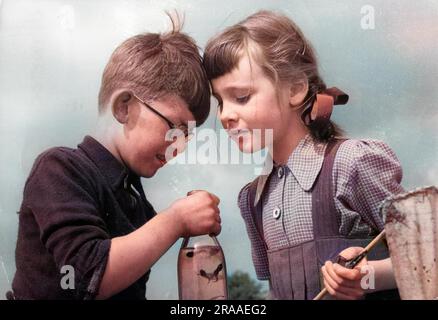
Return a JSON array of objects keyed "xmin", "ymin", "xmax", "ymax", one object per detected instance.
[{"xmin": 24, "ymin": 148, "xmax": 111, "ymax": 299}]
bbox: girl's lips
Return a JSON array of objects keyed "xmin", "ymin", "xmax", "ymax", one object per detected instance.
[{"xmin": 228, "ymin": 128, "xmax": 251, "ymax": 138}]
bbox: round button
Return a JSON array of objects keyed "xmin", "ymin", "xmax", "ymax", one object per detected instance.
[
  {"xmin": 277, "ymin": 167, "xmax": 284, "ymax": 178},
  {"xmin": 272, "ymin": 207, "xmax": 281, "ymax": 219}
]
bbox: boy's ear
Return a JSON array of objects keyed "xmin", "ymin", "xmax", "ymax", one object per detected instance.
[
  {"xmin": 111, "ymin": 90, "xmax": 134, "ymax": 124},
  {"xmin": 289, "ymin": 78, "xmax": 309, "ymax": 107}
]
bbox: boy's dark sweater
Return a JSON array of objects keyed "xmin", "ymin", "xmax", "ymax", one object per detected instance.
[{"xmin": 10, "ymin": 136, "xmax": 156, "ymax": 300}]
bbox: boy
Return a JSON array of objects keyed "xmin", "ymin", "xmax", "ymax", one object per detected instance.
[{"xmin": 8, "ymin": 18, "xmax": 220, "ymax": 300}]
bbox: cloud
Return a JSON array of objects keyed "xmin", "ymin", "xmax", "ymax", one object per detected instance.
[
  {"xmin": 382, "ymin": 2, "xmax": 438, "ymax": 61},
  {"xmin": 425, "ymin": 167, "xmax": 438, "ymax": 187}
]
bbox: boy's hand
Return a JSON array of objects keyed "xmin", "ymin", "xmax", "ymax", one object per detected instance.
[
  {"xmin": 170, "ymin": 190, "xmax": 221, "ymax": 238},
  {"xmin": 321, "ymin": 247, "xmax": 367, "ymax": 300}
]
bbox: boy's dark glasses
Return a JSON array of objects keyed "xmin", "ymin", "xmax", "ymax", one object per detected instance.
[{"xmin": 133, "ymin": 93, "xmax": 194, "ymax": 142}]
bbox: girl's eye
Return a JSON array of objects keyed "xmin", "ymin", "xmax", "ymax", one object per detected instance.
[{"xmin": 236, "ymin": 95, "xmax": 250, "ymax": 104}]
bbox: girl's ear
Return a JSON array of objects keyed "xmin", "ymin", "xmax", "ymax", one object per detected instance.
[
  {"xmin": 111, "ymin": 90, "xmax": 133, "ymax": 124},
  {"xmin": 289, "ymin": 79, "xmax": 309, "ymax": 107}
]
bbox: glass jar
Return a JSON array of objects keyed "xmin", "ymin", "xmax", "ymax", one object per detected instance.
[{"xmin": 178, "ymin": 234, "xmax": 228, "ymax": 300}]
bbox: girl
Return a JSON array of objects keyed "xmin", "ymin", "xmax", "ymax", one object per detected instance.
[{"xmin": 203, "ymin": 10, "xmax": 403, "ymax": 300}]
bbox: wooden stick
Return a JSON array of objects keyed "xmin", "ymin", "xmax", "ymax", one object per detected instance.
[{"xmin": 313, "ymin": 230, "xmax": 386, "ymax": 300}]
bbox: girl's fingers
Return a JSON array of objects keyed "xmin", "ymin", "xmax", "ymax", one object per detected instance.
[
  {"xmin": 321, "ymin": 264, "xmax": 341, "ymax": 292},
  {"xmin": 324, "ymin": 261, "xmax": 359, "ymax": 289},
  {"xmin": 324, "ymin": 279, "xmax": 362, "ymax": 300},
  {"xmin": 322, "ymin": 278, "xmax": 337, "ymax": 296},
  {"xmin": 322, "ymin": 264, "xmax": 358, "ymax": 295},
  {"xmin": 322, "ymin": 262, "xmax": 364, "ymax": 296},
  {"xmin": 333, "ymin": 263, "xmax": 363, "ymax": 282},
  {"xmin": 322, "ymin": 276, "xmax": 364, "ymax": 300},
  {"xmin": 338, "ymin": 247, "xmax": 364, "ymax": 260}
]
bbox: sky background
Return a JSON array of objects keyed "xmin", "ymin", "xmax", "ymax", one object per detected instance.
[{"xmin": 0, "ymin": 0, "xmax": 437, "ymax": 299}]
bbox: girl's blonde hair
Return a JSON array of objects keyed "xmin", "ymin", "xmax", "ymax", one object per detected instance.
[{"xmin": 203, "ymin": 10, "xmax": 343, "ymax": 140}]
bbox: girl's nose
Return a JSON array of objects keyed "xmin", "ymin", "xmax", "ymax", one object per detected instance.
[{"xmin": 219, "ymin": 103, "xmax": 239, "ymax": 128}]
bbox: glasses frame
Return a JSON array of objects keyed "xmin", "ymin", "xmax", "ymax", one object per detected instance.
[{"xmin": 132, "ymin": 93, "xmax": 194, "ymax": 142}]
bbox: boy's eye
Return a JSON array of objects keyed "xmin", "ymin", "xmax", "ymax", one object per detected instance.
[{"xmin": 236, "ymin": 95, "xmax": 250, "ymax": 104}]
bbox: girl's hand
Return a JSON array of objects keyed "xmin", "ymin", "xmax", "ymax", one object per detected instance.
[{"xmin": 321, "ymin": 247, "xmax": 367, "ymax": 300}]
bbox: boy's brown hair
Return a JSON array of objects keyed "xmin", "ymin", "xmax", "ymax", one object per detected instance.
[{"xmin": 98, "ymin": 14, "xmax": 211, "ymax": 125}]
